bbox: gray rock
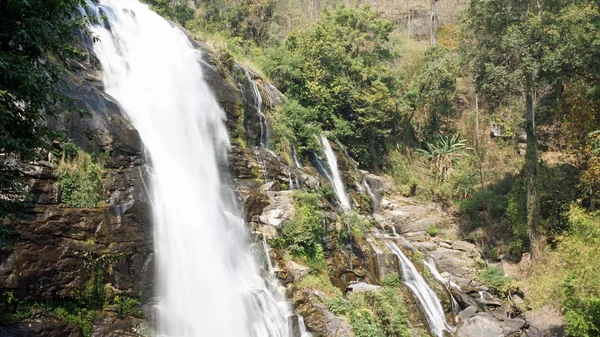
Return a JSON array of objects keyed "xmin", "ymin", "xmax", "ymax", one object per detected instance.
[
  {"xmin": 456, "ymin": 313, "xmax": 503, "ymax": 337},
  {"xmin": 459, "ymin": 305, "xmax": 478, "ymax": 321},
  {"xmin": 524, "ymin": 305, "xmax": 565, "ymax": 337}
]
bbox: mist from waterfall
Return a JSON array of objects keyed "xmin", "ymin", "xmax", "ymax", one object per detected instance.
[{"xmin": 86, "ymin": 1, "xmax": 293, "ymax": 336}]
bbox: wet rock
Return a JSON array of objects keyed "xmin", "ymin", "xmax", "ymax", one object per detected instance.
[
  {"xmin": 0, "ymin": 206, "xmax": 153, "ymax": 300},
  {"xmin": 92, "ymin": 314, "xmax": 143, "ymax": 337},
  {"xmin": 55, "ymin": 72, "xmax": 143, "ymax": 169},
  {"xmin": 293, "ymin": 290, "xmax": 354, "ymax": 337},
  {"xmin": 0, "ymin": 316, "xmax": 82, "ymax": 337}
]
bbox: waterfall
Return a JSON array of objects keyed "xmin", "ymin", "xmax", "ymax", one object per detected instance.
[
  {"xmin": 86, "ymin": 1, "xmax": 292, "ymax": 336},
  {"xmin": 321, "ymin": 136, "xmax": 351, "ymax": 210},
  {"xmin": 244, "ymin": 69, "xmax": 270, "ymax": 147},
  {"xmin": 334, "ymin": 140, "xmax": 379, "ymax": 211},
  {"xmin": 386, "ymin": 241, "xmax": 451, "ymax": 337}
]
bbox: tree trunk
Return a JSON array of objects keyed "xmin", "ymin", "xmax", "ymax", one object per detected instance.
[
  {"xmin": 525, "ymin": 91, "xmax": 541, "ymax": 260},
  {"xmin": 430, "ymin": 0, "xmax": 437, "ymax": 47}
]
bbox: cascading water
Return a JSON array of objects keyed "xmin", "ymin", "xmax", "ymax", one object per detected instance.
[
  {"xmin": 386, "ymin": 241, "xmax": 452, "ymax": 337},
  {"xmin": 86, "ymin": 1, "xmax": 293, "ymax": 336},
  {"xmin": 321, "ymin": 136, "xmax": 351, "ymax": 210},
  {"xmin": 334, "ymin": 140, "xmax": 379, "ymax": 211},
  {"xmin": 244, "ymin": 69, "xmax": 270, "ymax": 147}
]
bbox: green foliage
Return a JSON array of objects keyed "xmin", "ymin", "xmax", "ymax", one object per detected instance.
[
  {"xmin": 563, "ymin": 273, "xmax": 600, "ymax": 337},
  {"xmin": 346, "ymin": 213, "xmax": 366, "ymax": 241},
  {"xmin": 115, "ymin": 296, "xmax": 143, "ymax": 318},
  {"xmin": 414, "ymin": 47, "xmax": 459, "ymax": 137},
  {"xmin": 297, "ymin": 274, "xmax": 341, "ymax": 298},
  {"xmin": 386, "ymin": 150, "xmax": 417, "ymax": 196},
  {"xmin": 427, "ymin": 225, "xmax": 439, "ymax": 237},
  {"xmin": 272, "ymin": 99, "xmax": 322, "ymax": 155},
  {"xmin": 381, "ymin": 272, "xmax": 402, "ymax": 288},
  {"xmin": 0, "ymin": 227, "xmax": 21, "ymax": 252},
  {"xmin": 142, "ymin": 0, "xmax": 194, "ymax": 26},
  {"xmin": 264, "ymin": 5, "xmax": 404, "ymax": 167},
  {"xmin": 58, "ymin": 150, "xmax": 104, "ymax": 208},
  {"xmin": 416, "ymin": 134, "xmax": 470, "ymax": 181},
  {"xmin": 281, "ymin": 191, "xmax": 326, "ymax": 260},
  {"xmin": 349, "ymin": 289, "xmax": 410, "ymax": 337},
  {"xmin": 479, "ymin": 266, "xmax": 513, "ymax": 296},
  {"xmin": 0, "ymin": 291, "xmax": 33, "ymax": 322},
  {"xmin": 190, "ymin": 0, "xmax": 276, "ymax": 46},
  {"xmin": 53, "ymin": 306, "xmax": 97, "ymax": 337},
  {"xmin": 325, "ymin": 296, "xmax": 350, "ymax": 316},
  {"xmin": 0, "ymin": 0, "xmax": 88, "ymax": 219}
]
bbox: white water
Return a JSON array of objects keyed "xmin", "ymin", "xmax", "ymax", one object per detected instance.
[
  {"xmin": 321, "ymin": 136, "xmax": 351, "ymax": 210},
  {"xmin": 87, "ymin": 1, "xmax": 292, "ymax": 336},
  {"xmin": 386, "ymin": 242, "xmax": 451, "ymax": 337},
  {"xmin": 244, "ymin": 69, "xmax": 269, "ymax": 147}
]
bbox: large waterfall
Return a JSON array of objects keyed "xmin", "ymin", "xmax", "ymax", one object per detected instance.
[{"xmin": 86, "ymin": 1, "xmax": 292, "ymax": 336}]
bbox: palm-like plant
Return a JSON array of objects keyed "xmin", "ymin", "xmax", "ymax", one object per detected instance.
[{"xmin": 416, "ymin": 134, "xmax": 471, "ymax": 180}]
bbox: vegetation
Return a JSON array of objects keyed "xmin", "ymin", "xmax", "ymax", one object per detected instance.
[
  {"xmin": 325, "ymin": 278, "xmax": 410, "ymax": 337},
  {"xmin": 57, "ymin": 148, "xmax": 105, "ymax": 208},
  {"xmin": 0, "ymin": 0, "xmax": 88, "ymax": 219}
]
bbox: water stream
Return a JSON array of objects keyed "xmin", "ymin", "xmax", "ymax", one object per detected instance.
[
  {"xmin": 386, "ymin": 241, "xmax": 452, "ymax": 337},
  {"xmin": 320, "ymin": 136, "xmax": 351, "ymax": 210},
  {"xmin": 87, "ymin": 1, "xmax": 293, "ymax": 336}
]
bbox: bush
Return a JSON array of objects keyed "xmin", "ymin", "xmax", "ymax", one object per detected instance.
[
  {"xmin": 427, "ymin": 224, "xmax": 439, "ymax": 237},
  {"xmin": 479, "ymin": 266, "xmax": 512, "ymax": 295},
  {"xmin": 387, "ymin": 150, "xmax": 417, "ymax": 196},
  {"xmin": 58, "ymin": 149, "xmax": 104, "ymax": 208},
  {"xmin": 325, "ymin": 296, "xmax": 349, "ymax": 316},
  {"xmin": 281, "ymin": 191, "xmax": 326, "ymax": 259},
  {"xmin": 381, "ymin": 272, "xmax": 402, "ymax": 288},
  {"xmin": 349, "ymin": 289, "xmax": 410, "ymax": 337},
  {"xmin": 115, "ymin": 296, "xmax": 143, "ymax": 318}
]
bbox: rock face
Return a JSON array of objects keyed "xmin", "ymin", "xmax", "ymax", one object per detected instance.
[
  {"xmin": 0, "ymin": 316, "xmax": 82, "ymax": 337},
  {"xmin": 0, "ymin": 43, "xmax": 151, "ymax": 335}
]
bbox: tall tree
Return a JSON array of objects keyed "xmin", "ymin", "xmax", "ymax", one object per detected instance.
[
  {"xmin": 465, "ymin": 0, "xmax": 566, "ymax": 259},
  {"xmin": 0, "ymin": 0, "xmax": 88, "ymax": 219}
]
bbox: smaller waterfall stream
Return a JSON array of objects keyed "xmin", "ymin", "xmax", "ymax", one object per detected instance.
[
  {"xmin": 244, "ymin": 69, "xmax": 269, "ymax": 147},
  {"xmin": 321, "ymin": 136, "xmax": 351, "ymax": 210},
  {"xmin": 386, "ymin": 241, "xmax": 451, "ymax": 337}
]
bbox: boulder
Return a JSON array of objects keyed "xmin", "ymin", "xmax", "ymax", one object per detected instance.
[
  {"xmin": 456, "ymin": 313, "xmax": 503, "ymax": 337},
  {"xmin": 459, "ymin": 305, "xmax": 478, "ymax": 321},
  {"xmin": 524, "ymin": 306, "xmax": 565, "ymax": 337},
  {"xmin": 293, "ymin": 290, "xmax": 354, "ymax": 337}
]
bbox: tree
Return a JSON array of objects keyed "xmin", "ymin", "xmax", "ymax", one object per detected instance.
[
  {"xmin": 464, "ymin": 0, "xmax": 568, "ymax": 259},
  {"xmin": 264, "ymin": 5, "xmax": 404, "ymax": 168},
  {"xmin": 0, "ymin": 0, "xmax": 88, "ymax": 219}
]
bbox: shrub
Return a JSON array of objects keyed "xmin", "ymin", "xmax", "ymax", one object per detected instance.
[
  {"xmin": 416, "ymin": 134, "xmax": 471, "ymax": 181},
  {"xmin": 349, "ymin": 289, "xmax": 410, "ymax": 337},
  {"xmin": 58, "ymin": 150, "xmax": 104, "ymax": 208},
  {"xmin": 115, "ymin": 296, "xmax": 143, "ymax": 318},
  {"xmin": 281, "ymin": 191, "xmax": 326, "ymax": 260},
  {"xmin": 381, "ymin": 272, "xmax": 402, "ymax": 288},
  {"xmin": 325, "ymin": 296, "xmax": 350, "ymax": 316},
  {"xmin": 297, "ymin": 274, "xmax": 341, "ymax": 298},
  {"xmin": 427, "ymin": 224, "xmax": 439, "ymax": 237},
  {"xmin": 387, "ymin": 150, "xmax": 417, "ymax": 196},
  {"xmin": 479, "ymin": 266, "xmax": 512, "ymax": 296}
]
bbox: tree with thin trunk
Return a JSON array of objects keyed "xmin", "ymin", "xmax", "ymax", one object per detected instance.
[
  {"xmin": 430, "ymin": 0, "xmax": 437, "ymax": 46},
  {"xmin": 464, "ymin": 0, "xmax": 566, "ymax": 260}
]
